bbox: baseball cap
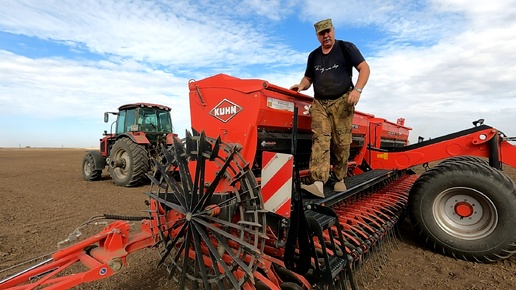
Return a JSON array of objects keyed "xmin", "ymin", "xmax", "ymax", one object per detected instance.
[{"xmin": 314, "ymin": 19, "xmax": 333, "ymax": 34}]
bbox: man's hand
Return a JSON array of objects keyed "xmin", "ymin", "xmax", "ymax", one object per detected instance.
[
  {"xmin": 290, "ymin": 77, "xmax": 312, "ymax": 93},
  {"xmin": 303, "ymin": 104, "xmax": 311, "ymax": 115},
  {"xmin": 290, "ymin": 84, "xmax": 303, "ymax": 92},
  {"xmin": 348, "ymin": 89, "xmax": 361, "ymax": 106}
]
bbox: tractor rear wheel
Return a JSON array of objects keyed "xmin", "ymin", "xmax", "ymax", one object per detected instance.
[
  {"xmin": 109, "ymin": 137, "xmax": 149, "ymax": 187},
  {"xmin": 409, "ymin": 160, "xmax": 516, "ymax": 262},
  {"xmin": 438, "ymin": 155, "xmax": 488, "ymax": 166},
  {"xmin": 82, "ymin": 152, "xmax": 102, "ymax": 181},
  {"xmin": 146, "ymin": 131, "xmax": 266, "ymax": 289}
]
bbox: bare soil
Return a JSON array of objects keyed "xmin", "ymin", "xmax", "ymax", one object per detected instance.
[{"xmin": 0, "ymin": 149, "xmax": 515, "ymax": 289}]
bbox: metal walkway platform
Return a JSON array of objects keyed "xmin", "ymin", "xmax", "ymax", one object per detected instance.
[{"xmin": 303, "ymin": 169, "xmax": 395, "ymax": 206}]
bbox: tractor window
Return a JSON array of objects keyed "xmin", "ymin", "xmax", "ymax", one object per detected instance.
[
  {"xmin": 116, "ymin": 109, "xmax": 136, "ymax": 134},
  {"xmin": 125, "ymin": 109, "xmax": 136, "ymax": 132},
  {"xmin": 116, "ymin": 110, "xmax": 126, "ymax": 134},
  {"xmin": 158, "ymin": 111, "xmax": 173, "ymax": 133},
  {"xmin": 138, "ymin": 108, "xmax": 173, "ymax": 133},
  {"xmin": 139, "ymin": 108, "xmax": 159, "ymax": 132}
]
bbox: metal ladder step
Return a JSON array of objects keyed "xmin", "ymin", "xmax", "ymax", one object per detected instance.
[
  {"xmin": 321, "ymin": 256, "xmax": 346, "ymax": 279},
  {"xmin": 305, "ymin": 209, "xmax": 336, "ymax": 230}
]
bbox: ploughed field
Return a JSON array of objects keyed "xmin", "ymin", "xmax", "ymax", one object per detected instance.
[{"xmin": 0, "ymin": 148, "xmax": 515, "ymax": 289}]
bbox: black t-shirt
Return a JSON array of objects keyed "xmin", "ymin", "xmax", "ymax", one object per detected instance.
[{"xmin": 304, "ymin": 40, "xmax": 365, "ymax": 99}]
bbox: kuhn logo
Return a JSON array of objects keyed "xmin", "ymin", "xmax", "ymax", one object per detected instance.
[{"xmin": 209, "ymin": 99, "xmax": 243, "ymax": 123}]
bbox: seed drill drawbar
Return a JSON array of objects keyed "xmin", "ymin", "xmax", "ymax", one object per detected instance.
[{"xmin": 2, "ymin": 74, "xmax": 516, "ymax": 290}]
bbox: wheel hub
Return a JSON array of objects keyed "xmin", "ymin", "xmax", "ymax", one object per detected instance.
[
  {"xmin": 443, "ymin": 194, "xmax": 482, "ymax": 225},
  {"xmin": 454, "ymin": 201, "xmax": 474, "ymax": 218}
]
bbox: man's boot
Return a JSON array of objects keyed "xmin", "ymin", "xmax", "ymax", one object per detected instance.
[
  {"xmin": 301, "ymin": 180, "xmax": 325, "ymax": 198},
  {"xmin": 333, "ymin": 180, "xmax": 347, "ymax": 192}
]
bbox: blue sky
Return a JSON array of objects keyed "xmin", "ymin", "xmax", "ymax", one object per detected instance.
[{"xmin": 0, "ymin": 0, "xmax": 515, "ymax": 148}]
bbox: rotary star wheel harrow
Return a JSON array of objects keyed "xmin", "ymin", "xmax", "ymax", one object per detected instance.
[{"xmin": 145, "ymin": 131, "xmax": 268, "ymax": 289}]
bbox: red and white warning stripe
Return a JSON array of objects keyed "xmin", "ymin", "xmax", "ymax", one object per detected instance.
[{"xmin": 261, "ymin": 151, "xmax": 293, "ymax": 218}]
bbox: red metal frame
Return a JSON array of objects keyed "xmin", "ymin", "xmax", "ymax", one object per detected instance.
[
  {"xmin": 0, "ymin": 221, "xmax": 155, "ymax": 290},
  {"xmin": 354, "ymin": 125, "xmax": 516, "ymax": 171}
]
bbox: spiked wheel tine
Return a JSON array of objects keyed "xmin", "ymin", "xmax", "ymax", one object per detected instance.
[
  {"xmin": 209, "ymin": 136, "xmax": 221, "ymax": 161},
  {"xmin": 148, "ymin": 161, "xmax": 167, "ymax": 189},
  {"xmin": 190, "ymin": 227, "xmax": 210, "ymax": 290},
  {"xmin": 191, "ymin": 132, "xmax": 209, "ymax": 208},
  {"xmin": 165, "ymin": 228, "xmax": 189, "ymax": 280},
  {"xmin": 195, "ymin": 149, "xmax": 238, "ymax": 212},
  {"xmin": 144, "ymin": 191, "xmax": 185, "ymax": 214},
  {"xmin": 211, "ymin": 231, "xmax": 255, "ymax": 278},
  {"xmin": 146, "ymin": 157, "xmax": 187, "ymax": 211},
  {"xmin": 198, "ymin": 131, "xmax": 214, "ymax": 157},
  {"xmin": 191, "ymin": 225, "xmax": 225, "ymax": 290},
  {"xmin": 160, "ymin": 162, "xmax": 187, "ymax": 196},
  {"xmin": 158, "ymin": 222, "xmax": 187, "ymax": 267},
  {"xmin": 192, "ymin": 222, "xmax": 241, "ymax": 289},
  {"xmin": 185, "ymin": 130, "xmax": 197, "ymax": 159},
  {"xmin": 190, "ymin": 127, "xmax": 200, "ymax": 136},
  {"xmin": 201, "ymin": 215, "xmax": 265, "ymax": 238},
  {"xmin": 229, "ymin": 163, "xmax": 253, "ymax": 186},
  {"xmin": 158, "ymin": 166, "xmax": 189, "ymax": 211},
  {"xmin": 159, "ymin": 142, "xmax": 176, "ymax": 165},
  {"xmin": 173, "ymin": 136, "xmax": 194, "ymax": 210},
  {"xmin": 195, "ymin": 218, "xmax": 260, "ymax": 255},
  {"xmin": 178, "ymin": 229, "xmax": 192, "ymax": 290},
  {"xmin": 150, "ymin": 158, "xmax": 179, "ymax": 192}
]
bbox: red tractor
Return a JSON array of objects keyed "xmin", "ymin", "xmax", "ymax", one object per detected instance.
[{"xmin": 81, "ymin": 102, "xmax": 175, "ymax": 187}]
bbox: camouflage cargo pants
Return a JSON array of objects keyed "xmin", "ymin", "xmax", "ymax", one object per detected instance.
[{"xmin": 309, "ymin": 92, "xmax": 354, "ymax": 183}]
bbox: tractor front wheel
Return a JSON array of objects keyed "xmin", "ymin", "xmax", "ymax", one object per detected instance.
[
  {"xmin": 409, "ymin": 160, "xmax": 516, "ymax": 262},
  {"xmin": 82, "ymin": 152, "xmax": 102, "ymax": 181},
  {"xmin": 109, "ymin": 137, "xmax": 149, "ymax": 187}
]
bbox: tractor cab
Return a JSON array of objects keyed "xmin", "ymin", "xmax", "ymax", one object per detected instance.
[{"xmin": 105, "ymin": 103, "xmax": 173, "ymax": 135}]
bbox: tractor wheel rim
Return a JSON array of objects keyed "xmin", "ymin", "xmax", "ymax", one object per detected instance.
[
  {"xmin": 433, "ymin": 187, "xmax": 498, "ymax": 240},
  {"xmin": 113, "ymin": 150, "xmax": 129, "ymax": 178},
  {"xmin": 83, "ymin": 161, "xmax": 92, "ymax": 175}
]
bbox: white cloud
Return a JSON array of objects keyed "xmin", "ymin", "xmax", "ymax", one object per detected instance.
[
  {"xmin": 0, "ymin": 0, "xmax": 306, "ymax": 69},
  {"xmin": 0, "ymin": 50, "xmax": 192, "ymax": 139},
  {"xmin": 292, "ymin": 0, "xmax": 516, "ymax": 142},
  {"xmin": 0, "ymin": 0, "xmax": 515, "ymax": 148},
  {"xmin": 300, "ymin": 0, "xmax": 465, "ymax": 44}
]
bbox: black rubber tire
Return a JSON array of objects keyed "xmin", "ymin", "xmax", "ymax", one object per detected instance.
[
  {"xmin": 82, "ymin": 153, "xmax": 102, "ymax": 181},
  {"xmin": 409, "ymin": 160, "xmax": 516, "ymax": 262},
  {"xmin": 109, "ymin": 138, "xmax": 149, "ymax": 187},
  {"xmin": 438, "ymin": 156, "xmax": 488, "ymax": 166}
]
